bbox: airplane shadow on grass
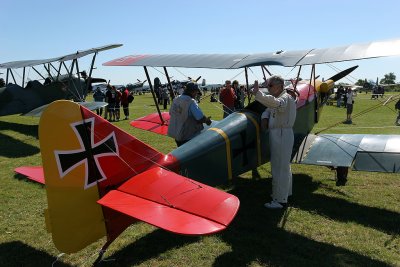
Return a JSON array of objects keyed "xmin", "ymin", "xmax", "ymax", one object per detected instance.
[
  {"xmin": 97, "ymin": 174, "xmax": 397, "ymax": 266},
  {"xmin": 0, "ymin": 121, "xmax": 39, "ymax": 157},
  {"xmin": 213, "ymin": 175, "xmax": 396, "ymax": 267},
  {"xmin": 0, "ymin": 241, "xmax": 72, "ymax": 267},
  {"xmin": 98, "ymin": 230, "xmax": 199, "ymax": 266}
]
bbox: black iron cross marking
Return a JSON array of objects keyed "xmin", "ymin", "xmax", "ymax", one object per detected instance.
[
  {"xmin": 233, "ymin": 131, "xmax": 256, "ymax": 166},
  {"xmin": 55, "ymin": 118, "xmax": 119, "ymax": 189}
]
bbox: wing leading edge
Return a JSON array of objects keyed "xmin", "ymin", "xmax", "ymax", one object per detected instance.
[
  {"xmin": 294, "ymin": 134, "xmax": 400, "ymax": 173},
  {"xmin": 0, "ymin": 44, "xmax": 122, "ymax": 69},
  {"xmin": 103, "ymin": 38, "xmax": 400, "ymax": 68}
]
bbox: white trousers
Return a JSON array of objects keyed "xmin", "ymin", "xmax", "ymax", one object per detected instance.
[{"xmin": 269, "ymin": 128, "xmax": 293, "ymax": 203}]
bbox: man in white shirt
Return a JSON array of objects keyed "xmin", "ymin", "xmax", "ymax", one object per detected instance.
[
  {"xmin": 346, "ymin": 88, "xmax": 354, "ymax": 123},
  {"xmin": 252, "ymin": 75, "xmax": 297, "ymax": 209}
]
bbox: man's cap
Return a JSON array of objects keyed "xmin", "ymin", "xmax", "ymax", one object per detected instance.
[{"xmin": 185, "ymin": 82, "xmax": 200, "ymax": 93}]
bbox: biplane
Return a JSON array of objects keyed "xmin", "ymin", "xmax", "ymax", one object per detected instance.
[
  {"xmin": 0, "ymin": 44, "xmax": 121, "ymax": 116},
  {"xmin": 102, "ymin": 37, "xmax": 400, "ymax": 186},
  {"xmin": 127, "ymin": 79, "xmax": 147, "ymax": 93},
  {"xmin": 15, "ymin": 38, "xmax": 400, "ymax": 260}
]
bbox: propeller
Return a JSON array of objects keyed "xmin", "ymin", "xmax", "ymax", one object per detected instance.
[{"xmin": 327, "ymin": 65, "xmax": 358, "ymax": 82}]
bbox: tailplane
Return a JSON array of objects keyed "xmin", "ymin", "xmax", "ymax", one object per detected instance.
[{"xmin": 40, "ymin": 100, "xmax": 166, "ymax": 253}]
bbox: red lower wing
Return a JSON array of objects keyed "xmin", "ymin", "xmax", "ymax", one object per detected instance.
[
  {"xmin": 130, "ymin": 112, "xmax": 170, "ymax": 135},
  {"xmin": 97, "ymin": 167, "xmax": 239, "ymax": 235},
  {"xmin": 15, "ymin": 166, "xmax": 45, "ymax": 184}
]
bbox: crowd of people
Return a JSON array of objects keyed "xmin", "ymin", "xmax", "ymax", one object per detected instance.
[
  {"xmin": 93, "ymin": 85, "xmax": 134, "ymax": 122},
  {"xmin": 218, "ymin": 80, "xmax": 247, "ymax": 118}
]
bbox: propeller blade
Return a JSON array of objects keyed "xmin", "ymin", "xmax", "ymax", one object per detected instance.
[{"xmin": 327, "ymin": 65, "xmax": 358, "ymax": 82}]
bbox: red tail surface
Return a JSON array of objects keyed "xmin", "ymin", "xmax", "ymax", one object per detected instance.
[{"xmin": 40, "ymin": 100, "xmax": 239, "ymax": 253}]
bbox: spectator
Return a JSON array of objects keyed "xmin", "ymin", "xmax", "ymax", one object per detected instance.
[
  {"xmin": 395, "ymin": 99, "xmax": 400, "ymax": 126},
  {"xmin": 345, "ymin": 87, "xmax": 354, "ymax": 123},
  {"xmin": 168, "ymin": 82, "xmax": 211, "ymax": 147},
  {"xmin": 251, "ymin": 76, "xmax": 296, "ymax": 209},
  {"xmin": 93, "ymin": 87, "xmax": 105, "ymax": 116},
  {"xmin": 121, "ymin": 87, "xmax": 131, "ymax": 120},
  {"xmin": 219, "ymin": 80, "xmax": 236, "ymax": 118}
]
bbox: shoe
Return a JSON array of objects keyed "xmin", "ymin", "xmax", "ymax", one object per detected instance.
[
  {"xmin": 252, "ymin": 169, "xmax": 261, "ymax": 180},
  {"xmin": 264, "ymin": 201, "xmax": 283, "ymax": 209}
]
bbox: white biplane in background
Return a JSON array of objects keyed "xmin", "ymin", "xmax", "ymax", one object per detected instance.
[{"xmin": 0, "ymin": 44, "xmax": 122, "ymax": 116}]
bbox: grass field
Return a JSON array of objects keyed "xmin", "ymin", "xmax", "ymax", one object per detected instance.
[{"xmin": 0, "ymin": 92, "xmax": 399, "ymax": 267}]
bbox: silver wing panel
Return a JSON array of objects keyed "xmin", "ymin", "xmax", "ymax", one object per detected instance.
[
  {"xmin": 294, "ymin": 134, "xmax": 400, "ymax": 173},
  {"xmin": 103, "ymin": 38, "xmax": 400, "ymax": 69},
  {"xmin": 0, "ymin": 44, "xmax": 122, "ymax": 69},
  {"xmin": 297, "ymin": 38, "xmax": 400, "ymax": 65}
]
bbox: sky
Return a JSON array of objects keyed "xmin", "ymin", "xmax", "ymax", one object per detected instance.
[{"xmin": 2, "ymin": 0, "xmax": 400, "ymax": 86}]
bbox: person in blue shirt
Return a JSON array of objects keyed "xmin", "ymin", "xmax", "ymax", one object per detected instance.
[{"xmin": 168, "ymin": 82, "xmax": 212, "ymax": 147}]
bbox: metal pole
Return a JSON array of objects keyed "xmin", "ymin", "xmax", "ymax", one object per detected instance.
[
  {"xmin": 9, "ymin": 69, "xmax": 17, "ymax": 84},
  {"xmin": 294, "ymin": 65, "xmax": 302, "ymax": 91},
  {"xmin": 43, "ymin": 64, "xmax": 54, "ymax": 81},
  {"xmin": 245, "ymin": 67, "xmax": 251, "ymax": 104},
  {"xmin": 163, "ymin": 67, "xmax": 175, "ymax": 100},
  {"xmin": 62, "ymin": 61, "xmax": 69, "ymax": 73},
  {"xmin": 56, "ymin": 61, "xmax": 62, "ymax": 81},
  {"xmin": 262, "ymin": 65, "xmax": 272, "ymax": 76},
  {"xmin": 22, "ymin": 67, "xmax": 25, "ymax": 87},
  {"xmin": 49, "ymin": 62, "xmax": 58, "ymax": 72},
  {"xmin": 86, "ymin": 52, "xmax": 97, "ymax": 93},
  {"xmin": 261, "ymin": 66, "xmax": 267, "ymax": 82},
  {"xmin": 6, "ymin": 68, "xmax": 9, "ymax": 84},
  {"xmin": 307, "ymin": 64, "xmax": 314, "ymax": 100},
  {"xmin": 75, "ymin": 59, "xmax": 84, "ymax": 101},
  {"xmin": 32, "ymin": 66, "xmax": 46, "ymax": 80},
  {"xmin": 144, "ymin": 66, "xmax": 164, "ymax": 124},
  {"xmin": 32, "ymin": 66, "xmax": 46, "ymax": 81}
]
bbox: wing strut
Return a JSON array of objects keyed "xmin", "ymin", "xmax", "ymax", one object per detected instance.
[
  {"xmin": 86, "ymin": 52, "xmax": 98, "ymax": 93},
  {"xmin": 7, "ymin": 68, "xmax": 17, "ymax": 84},
  {"xmin": 244, "ymin": 67, "xmax": 250, "ymax": 104},
  {"xmin": 22, "ymin": 67, "xmax": 26, "ymax": 87},
  {"xmin": 32, "ymin": 66, "xmax": 46, "ymax": 82},
  {"xmin": 43, "ymin": 63, "xmax": 54, "ymax": 82},
  {"xmin": 163, "ymin": 67, "xmax": 176, "ymax": 100},
  {"xmin": 144, "ymin": 66, "xmax": 165, "ymax": 124}
]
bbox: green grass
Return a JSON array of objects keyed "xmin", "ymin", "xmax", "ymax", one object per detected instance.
[{"xmin": 0, "ymin": 92, "xmax": 399, "ymax": 267}]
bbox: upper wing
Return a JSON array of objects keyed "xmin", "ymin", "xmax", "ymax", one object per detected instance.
[
  {"xmin": 293, "ymin": 134, "xmax": 400, "ymax": 173},
  {"xmin": 103, "ymin": 38, "xmax": 400, "ymax": 68},
  {"xmin": 0, "ymin": 44, "xmax": 122, "ymax": 69},
  {"xmin": 98, "ymin": 166, "xmax": 239, "ymax": 235}
]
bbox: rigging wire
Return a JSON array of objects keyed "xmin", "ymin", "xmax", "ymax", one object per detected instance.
[
  {"xmin": 326, "ymin": 63, "xmax": 358, "ymax": 84},
  {"xmin": 173, "ymin": 67, "xmax": 190, "ymax": 80},
  {"xmin": 315, "ymin": 94, "xmax": 400, "ymax": 135}
]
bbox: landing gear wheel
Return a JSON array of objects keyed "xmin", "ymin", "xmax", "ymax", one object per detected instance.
[{"xmin": 336, "ymin": 167, "xmax": 348, "ymax": 186}]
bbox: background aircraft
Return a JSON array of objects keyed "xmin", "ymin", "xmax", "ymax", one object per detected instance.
[
  {"xmin": 126, "ymin": 79, "xmax": 147, "ymax": 93},
  {"xmin": 0, "ymin": 44, "xmax": 121, "ymax": 116}
]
